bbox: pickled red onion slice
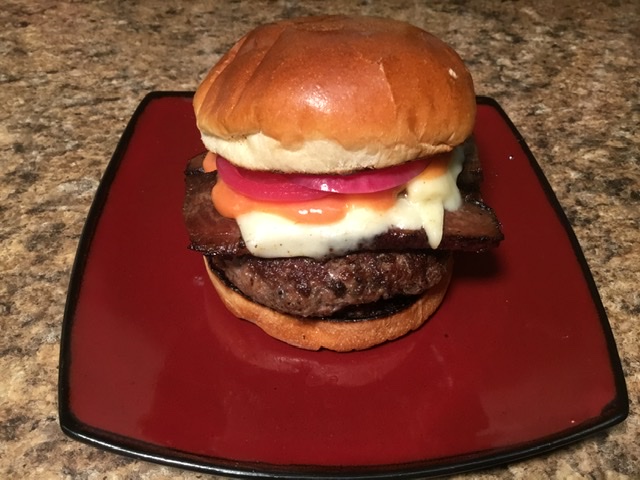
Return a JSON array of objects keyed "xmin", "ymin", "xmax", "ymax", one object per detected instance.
[
  {"xmin": 289, "ymin": 158, "xmax": 430, "ymax": 193},
  {"xmin": 216, "ymin": 156, "xmax": 329, "ymax": 202},
  {"xmin": 216, "ymin": 155, "xmax": 430, "ymax": 201}
]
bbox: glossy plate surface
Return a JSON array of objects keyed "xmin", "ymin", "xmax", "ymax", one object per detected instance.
[{"xmin": 59, "ymin": 93, "xmax": 628, "ymax": 479}]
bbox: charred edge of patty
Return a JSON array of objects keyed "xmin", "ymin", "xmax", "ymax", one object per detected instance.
[{"xmin": 205, "ymin": 256, "xmax": 424, "ymax": 323}]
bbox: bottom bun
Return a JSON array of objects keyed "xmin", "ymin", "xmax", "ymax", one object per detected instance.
[{"xmin": 204, "ymin": 256, "xmax": 452, "ymax": 352}]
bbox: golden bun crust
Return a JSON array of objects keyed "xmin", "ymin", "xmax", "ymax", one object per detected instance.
[
  {"xmin": 204, "ymin": 256, "xmax": 452, "ymax": 352},
  {"xmin": 193, "ymin": 15, "xmax": 475, "ymax": 174}
]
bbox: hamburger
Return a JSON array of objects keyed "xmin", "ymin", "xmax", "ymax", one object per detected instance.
[{"xmin": 183, "ymin": 15, "xmax": 503, "ymax": 351}]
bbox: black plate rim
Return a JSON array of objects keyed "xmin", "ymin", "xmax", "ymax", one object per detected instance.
[{"xmin": 57, "ymin": 91, "xmax": 629, "ymax": 480}]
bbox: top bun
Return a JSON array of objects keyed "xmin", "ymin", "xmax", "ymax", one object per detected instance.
[{"xmin": 193, "ymin": 15, "xmax": 476, "ymax": 174}]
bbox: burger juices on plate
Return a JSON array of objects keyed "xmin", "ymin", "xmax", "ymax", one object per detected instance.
[{"xmin": 183, "ymin": 15, "xmax": 503, "ymax": 352}]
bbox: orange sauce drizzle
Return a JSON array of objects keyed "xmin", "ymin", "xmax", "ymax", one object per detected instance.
[
  {"xmin": 212, "ymin": 178, "xmax": 401, "ymax": 224},
  {"xmin": 417, "ymin": 153, "xmax": 450, "ymax": 180},
  {"xmin": 202, "ymin": 152, "xmax": 217, "ymax": 172}
]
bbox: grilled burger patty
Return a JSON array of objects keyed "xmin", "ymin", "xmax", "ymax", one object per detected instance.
[{"xmin": 209, "ymin": 250, "xmax": 450, "ymax": 318}]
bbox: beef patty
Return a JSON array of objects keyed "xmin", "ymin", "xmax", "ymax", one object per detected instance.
[{"xmin": 209, "ymin": 250, "xmax": 450, "ymax": 319}]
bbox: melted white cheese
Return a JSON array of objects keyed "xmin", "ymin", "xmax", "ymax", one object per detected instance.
[{"xmin": 236, "ymin": 147, "xmax": 464, "ymax": 258}]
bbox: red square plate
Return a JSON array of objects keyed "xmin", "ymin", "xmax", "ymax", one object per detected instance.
[{"xmin": 58, "ymin": 92, "xmax": 628, "ymax": 478}]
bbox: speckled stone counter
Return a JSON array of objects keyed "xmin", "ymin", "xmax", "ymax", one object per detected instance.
[{"xmin": 1, "ymin": 1, "xmax": 638, "ymax": 478}]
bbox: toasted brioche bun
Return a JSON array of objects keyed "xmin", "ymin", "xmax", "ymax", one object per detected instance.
[
  {"xmin": 193, "ymin": 15, "xmax": 475, "ymax": 174},
  {"xmin": 204, "ymin": 256, "xmax": 452, "ymax": 352}
]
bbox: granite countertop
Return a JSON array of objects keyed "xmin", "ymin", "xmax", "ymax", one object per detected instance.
[{"xmin": 1, "ymin": 1, "xmax": 638, "ymax": 478}]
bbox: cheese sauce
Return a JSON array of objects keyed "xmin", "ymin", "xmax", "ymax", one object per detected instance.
[{"xmin": 230, "ymin": 147, "xmax": 464, "ymax": 258}]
